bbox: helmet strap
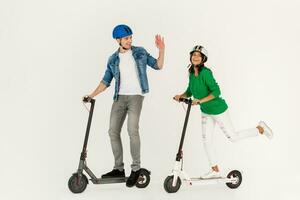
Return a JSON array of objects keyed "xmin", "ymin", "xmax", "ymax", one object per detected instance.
[{"xmin": 119, "ymin": 43, "xmax": 129, "ymax": 51}]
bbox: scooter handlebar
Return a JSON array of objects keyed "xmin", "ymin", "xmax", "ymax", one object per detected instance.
[
  {"xmin": 173, "ymin": 97, "xmax": 192, "ymax": 104},
  {"xmin": 83, "ymin": 96, "xmax": 94, "ymax": 103}
]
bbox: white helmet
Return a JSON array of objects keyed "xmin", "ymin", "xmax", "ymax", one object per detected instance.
[{"xmin": 190, "ymin": 45, "xmax": 208, "ymax": 63}]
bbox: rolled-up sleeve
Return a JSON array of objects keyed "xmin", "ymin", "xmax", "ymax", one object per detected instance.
[
  {"xmin": 146, "ymin": 50, "xmax": 159, "ymax": 70},
  {"xmin": 101, "ymin": 63, "xmax": 113, "ymax": 87}
]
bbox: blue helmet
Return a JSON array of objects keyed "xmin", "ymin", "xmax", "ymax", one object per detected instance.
[{"xmin": 112, "ymin": 24, "xmax": 133, "ymax": 39}]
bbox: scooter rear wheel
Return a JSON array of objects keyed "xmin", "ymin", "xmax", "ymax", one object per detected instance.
[
  {"xmin": 226, "ymin": 170, "xmax": 242, "ymax": 189},
  {"xmin": 164, "ymin": 176, "xmax": 181, "ymax": 193},
  {"xmin": 136, "ymin": 169, "xmax": 151, "ymax": 188},
  {"xmin": 68, "ymin": 173, "xmax": 88, "ymax": 193}
]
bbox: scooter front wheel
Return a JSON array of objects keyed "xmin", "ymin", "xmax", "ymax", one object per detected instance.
[
  {"xmin": 164, "ymin": 175, "xmax": 181, "ymax": 193},
  {"xmin": 136, "ymin": 168, "xmax": 151, "ymax": 188},
  {"xmin": 68, "ymin": 173, "xmax": 88, "ymax": 193},
  {"xmin": 226, "ymin": 170, "xmax": 242, "ymax": 189}
]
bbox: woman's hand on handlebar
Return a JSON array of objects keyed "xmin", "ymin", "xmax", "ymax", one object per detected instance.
[
  {"xmin": 173, "ymin": 95, "xmax": 182, "ymax": 102},
  {"xmin": 192, "ymin": 99, "xmax": 201, "ymax": 105}
]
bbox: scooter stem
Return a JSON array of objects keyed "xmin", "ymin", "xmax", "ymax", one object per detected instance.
[{"xmin": 176, "ymin": 98, "xmax": 192, "ymax": 161}]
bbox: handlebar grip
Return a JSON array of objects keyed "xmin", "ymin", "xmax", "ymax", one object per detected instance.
[
  {"xmin": 174, "ymin": 97, "xmax": 192, "ymax": 104},
  {"xmin": 178, "ymin": 97, "xmax": 186, "ymax": 102},
  {"xmin": 83, "ymin": 96, "xmax": 92, "ymax": 103}
]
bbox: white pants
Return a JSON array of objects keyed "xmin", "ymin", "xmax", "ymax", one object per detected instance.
[{"xmin": 201, "ymin": 110, "xmax": 260, "ymax": 167}]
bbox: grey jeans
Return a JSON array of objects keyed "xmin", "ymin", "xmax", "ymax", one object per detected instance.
[{"xmin": 108, "ymin": 95, "xmax": 144, "ymax": 172}]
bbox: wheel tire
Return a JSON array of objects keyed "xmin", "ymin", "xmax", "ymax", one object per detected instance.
[
  {"xmin": 136, "ymin": 169, "xmax": 151, "ymax": 188},
  {"xmin": 164, "ymin": 176, "xmax": 181, "ymax": 193},
  {"xmin": 226, "ymin": 170, "xmax": 242, "ymax": 189},
  {"xmin": 68, "ymin": 173, "xmax": 88, "ymax": 193}
]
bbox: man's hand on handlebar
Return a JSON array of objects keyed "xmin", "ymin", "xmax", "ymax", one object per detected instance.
[{"xmin": 82, "ymin": 95, "xmax": 93, "ymax": 103}]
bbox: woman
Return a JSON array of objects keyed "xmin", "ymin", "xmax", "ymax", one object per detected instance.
[{"xmin": 174, "ymin": 45, "xmax": 273, "ymax": 179}]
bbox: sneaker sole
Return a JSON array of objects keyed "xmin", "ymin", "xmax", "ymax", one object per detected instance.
[{"xmin": 260, "ymin": 121, "xmax": 273, "ymax": 139}]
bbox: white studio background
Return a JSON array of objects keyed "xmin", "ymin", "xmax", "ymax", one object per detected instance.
[{"xmin": 1, "ymin": 0, "xmax": 300, "ymax": 199}]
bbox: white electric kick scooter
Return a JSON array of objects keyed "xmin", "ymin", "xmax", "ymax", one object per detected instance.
[{"xmin": 163, "ymin": 98, "xmax": 242, "ymax": 193}]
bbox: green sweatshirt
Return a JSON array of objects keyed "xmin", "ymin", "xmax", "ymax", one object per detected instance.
[{"xmin": 185, "ymin": 67, "xmax": 228, "ymax": 115}]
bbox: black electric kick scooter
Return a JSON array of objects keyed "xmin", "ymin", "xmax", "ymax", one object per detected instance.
[
  {"xmin": 68, "ymin": 97, "xmax": 151, "ymax": 193},
  {"xmin": 163, "ymin": 98, "xmax": 242, "ymax": 193}
]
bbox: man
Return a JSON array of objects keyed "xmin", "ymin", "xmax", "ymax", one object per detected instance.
[{"xmin": 84, "ymin": 24, "xmax": 165, "ymax": 187}]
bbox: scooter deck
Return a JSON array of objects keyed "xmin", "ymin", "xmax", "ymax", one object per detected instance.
[
  {"xmin": 192, "ymin": 177, "xmax": 225, "ymax": 180},
  {"xmin": 186, "ymin": 177, "xmax": 235, "ymax": 185},
  {"xmin": 91, "ymin": 177, "xmax": 128, "ymax": 184}
]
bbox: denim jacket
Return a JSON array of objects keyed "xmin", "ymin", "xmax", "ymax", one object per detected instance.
[{"xmin": 101, "ymin": 46, "xmax": 160, "ymax": 101}]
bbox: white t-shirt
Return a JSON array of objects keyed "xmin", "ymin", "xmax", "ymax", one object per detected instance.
[{"xmin": 118, "ymin": 50, "xmax": 143, "ymax": 95}]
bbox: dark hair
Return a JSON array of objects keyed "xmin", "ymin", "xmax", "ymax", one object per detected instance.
[{"xmin": 188, "ymin": 64, "xmax": 205, "ymax": 74}]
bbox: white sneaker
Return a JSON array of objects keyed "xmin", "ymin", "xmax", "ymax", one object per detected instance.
[
  {"xmin": 259, "ymin": 121, "xmax": 274, "ymax": 139},
  {"xmin": 200, "ymin": 170, "xmax": 221, "ymax": 179}
]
